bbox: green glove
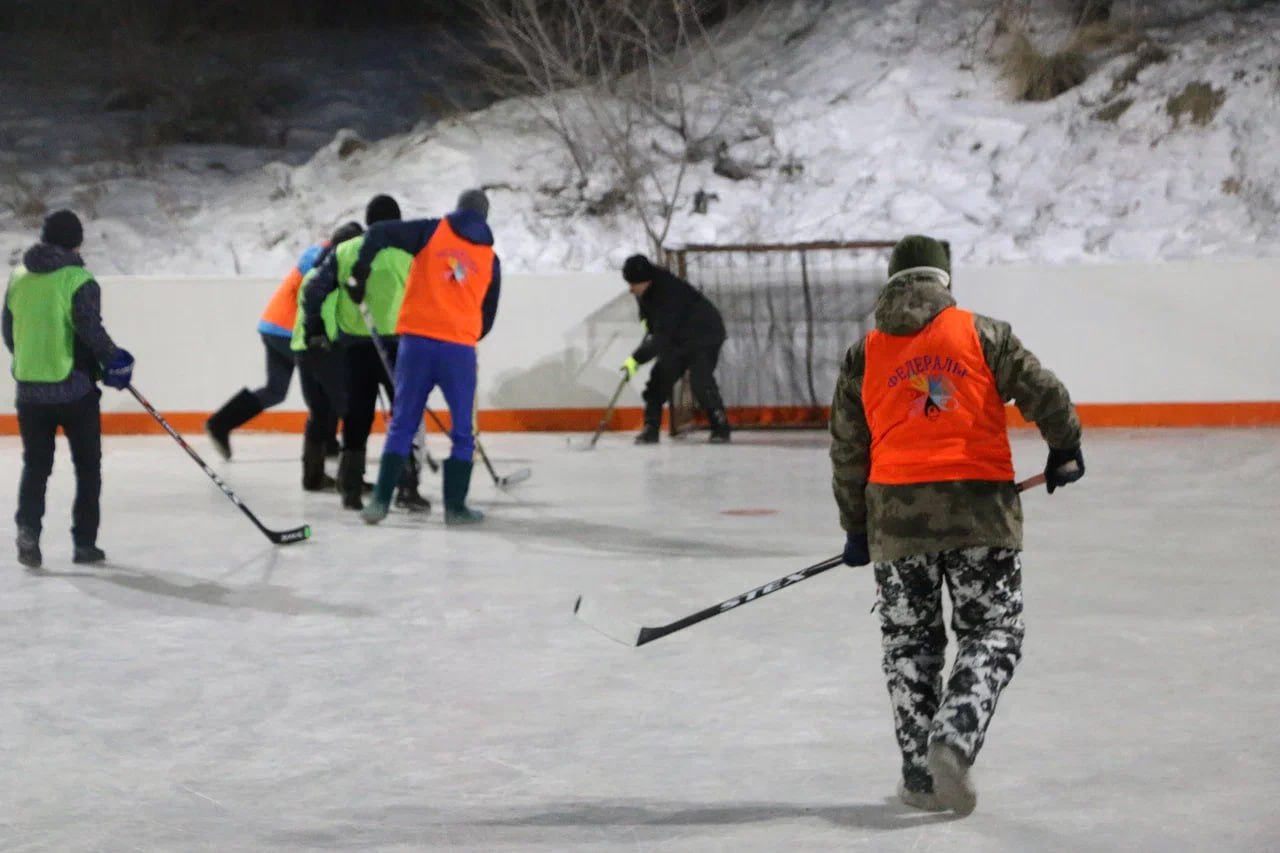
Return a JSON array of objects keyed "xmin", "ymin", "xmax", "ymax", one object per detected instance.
[{"xmin": 621, "ymin": 356, "xmax": 639, "ymax": 380}]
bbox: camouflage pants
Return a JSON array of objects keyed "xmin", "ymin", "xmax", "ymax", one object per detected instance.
[{"xmin": 874, "ymin": 546, "xmax": 1024, "ymax": 793}]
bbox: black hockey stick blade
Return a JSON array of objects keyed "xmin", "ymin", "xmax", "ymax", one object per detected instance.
[
  {"xmin": 128, "ymin": 386, "xmax": 312, "ymax": 546},
  {"xmin": 574, "ymin": 471, "xmax": 1056, "ymax": 647}
]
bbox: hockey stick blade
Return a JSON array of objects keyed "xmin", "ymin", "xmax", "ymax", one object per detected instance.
[
  {"xmin": 128, "ymin": 386, "xmax": 312, "ymax": 547},
  {"xmin": 498, "ymin": 467, "xmax": 532, "ymax": 487},
  {"xmin": 573, "ymin": 595, "xmax": 644, "ymax": 646}
]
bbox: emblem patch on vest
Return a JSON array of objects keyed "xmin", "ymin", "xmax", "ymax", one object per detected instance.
[
  {"xmin": 438, "ymin": 249, "xmax": 480, "ymax": 284},
  {"xmin": 908, "ymin": 372, "xmax": 958, "ymax": 420},
  {"xmin": 884, "ymin": 355, "xmax": 967, "ymax": 421}
]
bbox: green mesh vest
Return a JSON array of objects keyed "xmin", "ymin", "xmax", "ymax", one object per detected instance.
[
  {"xmin": 6, "ymin": 264, "xmax": 94, "ymax": 382},
  {"xmin": 332, "ymin": 236, "xmax": 411, "ymax": 337}
]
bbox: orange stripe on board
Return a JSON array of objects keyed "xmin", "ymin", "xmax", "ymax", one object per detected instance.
[{"xmin": 1, "ymin": 401, "xmax": 1278, "ymax": 436}]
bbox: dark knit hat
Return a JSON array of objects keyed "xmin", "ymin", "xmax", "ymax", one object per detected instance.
[
  {"xmin": 364, "ymin": 194, "xmax": 401, "ymax": 225},
  {"xmin": 456, "ymin": 188, "xmax": 489, "ymax": 220},
  {"xmin": 888, "ymin": 234, "xmax": 951, "ymax": 281},
  {"xmin": 622, "ymin": 254, "xmax": 655, "ymax": 284},
  {"xmin": 331, "ymin": 221, "xmax": 363, "ymax": 246},
  {"xmin": 41, "ymin": 209, "xmax": 83, "ymax": 250}
]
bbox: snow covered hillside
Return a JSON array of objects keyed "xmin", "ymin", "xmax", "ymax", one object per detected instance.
[{"xmin": 1, "ymin": 0, "xmax": 1278, "ymax": 275}]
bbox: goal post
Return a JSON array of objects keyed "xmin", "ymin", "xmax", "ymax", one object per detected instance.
[{"xmin": 662, "ymin": 240, "xmax": 896, "ymax": 432}]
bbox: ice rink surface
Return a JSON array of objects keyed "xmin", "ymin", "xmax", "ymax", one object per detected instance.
[{"xmin": 1, "ymin": 427, "xmax": 1276, "ymax": 852}]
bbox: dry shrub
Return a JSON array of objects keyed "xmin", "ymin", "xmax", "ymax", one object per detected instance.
[
  {"xmin": 1002, "ymin": 32, "xmax": 1089, "ymax": 102},
  {"xmin": 1166, "ymin": 81, "xmax": 1225, "ymax": 127},
  {"xmin": 1093, "ymin": 96, "xmax": 1133, "ymax": 122},
  {"xmin": 1112, "ymin": 41, "xmax": 1170, "ymax": 93}
]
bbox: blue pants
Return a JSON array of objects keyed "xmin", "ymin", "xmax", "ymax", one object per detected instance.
[{"xmin": 385, "ymin": 335, "xmax": 476, "ymax": 461}]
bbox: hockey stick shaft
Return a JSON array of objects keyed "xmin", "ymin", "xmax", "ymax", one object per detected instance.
[
  {"xmin": 584, "ymin": 471, "xmax": 1051, "ymax": 646},
  {"xmin": 420, "ymin": 393, "xmax": 530, "ymax": 488},
  {"xmin": 587, "ymin": 376, "xmax": 629, "ymax": 449},
  {"xmin": 359, "ymin": 305, "xmax": 438, "ymax": 473},
  {"xmin": 127, "ymin": 386, "xmax": 310, "ymax": 545}
]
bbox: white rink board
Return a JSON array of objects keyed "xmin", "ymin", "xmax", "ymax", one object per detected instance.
[{"xmin": 2, "ymin": 258, "xmax": 1278, "ymax": 418}]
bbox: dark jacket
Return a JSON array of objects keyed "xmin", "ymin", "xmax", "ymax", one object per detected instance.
[
  {"xmin": 353, "ymin": 209, "xmax": 501, "ymax": 340},
  {"xmin": 830, "ymin": 271, "xmax": 1081, "ymax": 561},
  {"xmin": 3, "ymin": 243, "xmax": 119, "ymax": 405},
  {"xmin": 630, "ymin": 267, "xmax": 726, "ymax": 365}
]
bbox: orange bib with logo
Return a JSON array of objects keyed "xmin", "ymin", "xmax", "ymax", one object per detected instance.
[
  {"xmin": 862, "ymin": 307, "xmax": 1014, "ymax": 484},
  {"xmin": 396, "ymin": 218, "xmax": 495, "ymax": 345}
]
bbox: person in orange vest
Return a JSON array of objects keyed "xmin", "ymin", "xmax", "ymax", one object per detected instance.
[
  {"xmin": 830, "ymin": 234, "xmax": 1085, "ymax": 816},
  {"xmin": 204, "ymin": 234, "xmax": 334, "ymax": 461},
  {"xmin": 350, "ymin": 189, "xmax": 500, "ymax": 526}
]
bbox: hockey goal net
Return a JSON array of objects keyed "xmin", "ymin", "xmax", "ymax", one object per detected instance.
[{"xmin": 661, "ymin": 240, "xmax": 895, "ymax": 432}]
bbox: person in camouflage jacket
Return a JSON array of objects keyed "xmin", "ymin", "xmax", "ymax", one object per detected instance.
[{"xmin": 829, "ymin": 234, "xmax": 1085, "ymax": 815}]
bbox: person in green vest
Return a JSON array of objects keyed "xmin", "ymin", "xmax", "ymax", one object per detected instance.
[
  {"xmin": 3, "ymin": 210, "xmax": 134, "ymax": 568},
  {"xmin": 302, "ymin": 194, "xmax": 429, "ymax": 512},
  {"xmin": 291, "ymin": 220, "xmax": 363, "ymax": 491}
]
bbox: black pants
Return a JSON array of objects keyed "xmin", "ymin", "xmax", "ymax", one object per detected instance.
[
  {"xmin": 297, "ymin": 348, "xmax": 347, "ymax": 444},
  {"xmin": 252, "ymin": 333, "xmax": 295, "ymax": 409},
  {"xmin": 15, "ymin": 391, "xmax": 102, "ymax": 546},
  {"xmin": 642, "ymin": 338, "xmax": 726, "ymax": 425},
  {"xmin": 342, "ymin": 338, "xmax": 397, "ymax": 455}
]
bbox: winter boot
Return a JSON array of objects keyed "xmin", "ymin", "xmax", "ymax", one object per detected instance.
[
  {"xmin": 301, "ymin": 437, "xmax": 335, "ymax": 492},
  {"xmin": 361, "ymin": 453, "xmax": 407, "ymax": 526},
  {"xmin": 897, "ymin": 780, "xmax": 945, "ymax": 812},
  {"xmin": 338, "ymin": 449, "xmax": 366, "ymax": 510},
  {"xmin": 395, "ymin": 461, "xmax": 431, "ymax": 513},
  {"xmin": 634, "ymin": 422, "xmax": 660, "ymax": 445},
  {"xmin": 443, "ymin": 458, "xmax": 484, "ymax": 525},
  {"xmin": 927, "ymin": 742, "xmax": 977, "ymax": 816},
  {"xmin": 73, "ymin": 545, "xmax": 107, "ymax": 565},
  {"xmin": 16, "ymin": 526, "xmax": 40, "ymax": 569},
  {"xmin": 204, "ymin": 388, "xmax": 263, "ymax": 461},
  {"xmin": 708, "ymin": 408, "xmax": 732, "ymax": 444}
]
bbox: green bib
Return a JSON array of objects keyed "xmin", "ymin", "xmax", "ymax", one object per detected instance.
[
  {"xmin": 291, "ymin": 266, "xmax": 339, "ymax": 352},
  {"xmin": 332, "ymin": 236, "xmax": 411, "ymax": 337},
  {"xmin": 6, "ymin": 264, "xmax": 93, "ymax": 382}
]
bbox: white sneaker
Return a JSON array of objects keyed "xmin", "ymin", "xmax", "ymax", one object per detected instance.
[
  {"xmin": 927, "ymin": 742, "xmax": 977, "ymax": 816},
  {"xmin": 897, "ymin": 781, "xmax": 945, "ymax": 812}
]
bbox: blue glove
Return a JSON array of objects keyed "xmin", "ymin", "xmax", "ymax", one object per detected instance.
[
  {"xmin": 102, "ymin": 348, "xmax": 134, "ymax": 390},
  {"xmin": 843, "ymin": 532, "xmax": 870, "ymax": 567},
  {"xmin": 1045, "ymin": 446, "xmax": 1085, "ymax": 494}
]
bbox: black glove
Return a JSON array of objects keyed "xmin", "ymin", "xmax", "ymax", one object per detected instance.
[
  {"xmin": 1045, "ymin": 446, "xmax": 1085, "ymax": 494},
  {"xmin": 842, "ymin": 532, "xmax": 870, "ymax": 567},
  {"xmin": 304, "ymin": 320, "xmax": 330, "ymax": 353},
  {"xmin": 345, "ymin": 274, "xmax": 366, "ymax": 305}
]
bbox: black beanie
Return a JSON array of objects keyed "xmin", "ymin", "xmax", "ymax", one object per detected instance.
[
  {"xmin": 41, "ymin": 209, "xmax": 83, "ymax": 251},
  {"xmin": 622, "ymin": 254, "xmax": 655, "ymax": 284},
  {"xmin": 331, "ymin": 221, "xmax": 363, "ymax": 246},
  {"xmin": 888, "ymin": 235, "xmax": 951, "ymax": 279},
  {"xmin": 365, "ymin": 194, "xmax": 401, "ymax": 225}
]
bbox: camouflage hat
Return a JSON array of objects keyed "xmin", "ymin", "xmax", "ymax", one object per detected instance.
[{"xmin": 888, "ymin": 235, "xmax": 951, "ymax": 280}]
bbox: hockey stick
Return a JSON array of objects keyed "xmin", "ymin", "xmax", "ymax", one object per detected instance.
[
  {"xmin": 569, "ymin": 375, "xmax": 628, "ymax": 451},
  {"xmin": 127, "ymin": 386, "xmax": 310, "ymax": 545},
  {"xmin": 421, "ymin": 405, "xmax": 532, "ymax": 488},
  {"xmin": 358, "ymin": 304, "xmax": 438, "ymax": 473},
  {"xmin": 575, "ymin": 471, "xmax": 1051, "ymax": 646}
]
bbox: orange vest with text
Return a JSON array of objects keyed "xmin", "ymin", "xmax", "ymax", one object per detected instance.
[
  {"xmin": 396, "ymin": 217, "xmax": 495, "ymax": 346},
  {"xmin": 862, "ymin": 307, "xmax": 1014, "ymax": 484}
]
